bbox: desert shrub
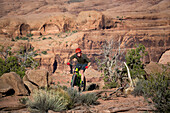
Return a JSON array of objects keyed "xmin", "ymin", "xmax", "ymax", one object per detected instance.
[
  {"xmin": 19, "ymin": 97, "xmax": 29, "ymax": 105},
  {"xmin": 66, "ymin": 88, "xmax": 80, "ymax": 107},
  {"xmin": 131, "ymin": 79, "xmax": 146, "ymax": 96},
  {"xmin": 143, "ymin": 72, "xmax": 170, "ymax": 112},
  {"xmin": 96, "ymin": 40, "xmax": 125, "ymax": 89},
  {"xmin": 80, "ymin": 93, "xmax": 98, "ymax": 105},
  {"xmin": 27, "ymin": 89, "xmax": 70, "ymax": 112},
  {"xmin": 132, "ymin": 72, "xmax": 170, "ymax": 112},
  {"xmin": 67, "ymin": 88, "xmax": 98, "ymax": 107},
  {"xmin": 103, "ymin": 81, "xmax": 118, "ymax": 89}
]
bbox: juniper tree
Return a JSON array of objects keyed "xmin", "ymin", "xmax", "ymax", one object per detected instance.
[{"xmin": 125, "ymin": 44, "xmax": 148, "ymax": 79}]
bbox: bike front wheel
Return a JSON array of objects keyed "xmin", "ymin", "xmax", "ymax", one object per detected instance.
[
  {"xmin": 79, "ymin": 76, "xmax": 86, "ymax": 92},
  {"xmin": 71, "ymin": 74, "xmax": 77, "ymax": 89}
]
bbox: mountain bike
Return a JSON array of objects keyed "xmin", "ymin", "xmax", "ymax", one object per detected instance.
[{"xmin": 68, "ymin": 64, "xmax": 86, "ymax": 92}]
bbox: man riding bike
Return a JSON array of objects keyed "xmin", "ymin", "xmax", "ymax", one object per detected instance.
[{"xmin": 67, "ymin": 48, "xmax": 91, "ymax": 87}]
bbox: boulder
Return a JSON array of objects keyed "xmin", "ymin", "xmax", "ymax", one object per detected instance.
[
  {"xmin": 159, "ymin": 50, "xmax": 170, "ymax": 64},
  {"xmin": 144, "ymin": 62, "xmax": 163, "ymax": 74},
  {"xmin": 25, "ymin": 69, "xmax": 49, "ymax": 88},
  {"xmin": 144, "ymin": 62, "xmax": 170, "ymax": 76},
  {"xmin": 0, "ymin": 72, "xmax": 28, "ymax": 96}
]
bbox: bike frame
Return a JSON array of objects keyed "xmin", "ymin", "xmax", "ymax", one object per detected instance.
[
  {"xmin": 72, "ymin": 67, "xmax": 82, "ymax": 87},
  {"xmin": 69, "ymin": 64, "xmax": 86, "ymax": 92}
]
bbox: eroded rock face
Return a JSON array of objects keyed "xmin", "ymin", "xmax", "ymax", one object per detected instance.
[
  {"xmin": 0, "ymin": 0, "xmax": 169, "ymax": 73},
  {"xmin": 0, "ymin": 72, "xmax": 28, "ymax": 96},
  {"xmin": 39, "ymin": 15, "xmax": 76, "ymax": 35},
  {"xmin": 11, "ymin": 40, "xmax": 32, "ymax": 53},
  {"xmin": 25, "ymin": 69, "xmax": 49, "ymax": 88},
  {"xmin": 0, "ymin": 11, "xmax": 114, "ymax": 37}
]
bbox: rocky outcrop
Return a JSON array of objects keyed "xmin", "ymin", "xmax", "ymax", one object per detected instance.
[
  {"xmin": 0, "ymin": 72, "xmax": 28, "ymax": 96},
  {"xmin": 76, "ymin": 11, "xmax": 113, "ymax": 30},
  {"xmin": 34, "ymin": 54, "xmax": 56, "ymax": 73}
]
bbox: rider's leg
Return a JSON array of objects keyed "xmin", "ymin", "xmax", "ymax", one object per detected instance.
[
  {"xmin": 80, "ymin": 69, "xmax": 84, "ymax": 83},
  {"xmin": 80, "ymin": 64, "xmax": 87, "ymax": 83}
]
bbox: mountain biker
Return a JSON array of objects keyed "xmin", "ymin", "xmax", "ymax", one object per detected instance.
[{"xmin": 67, "ymin": 48, "xmax": 91, "ymax": 87}]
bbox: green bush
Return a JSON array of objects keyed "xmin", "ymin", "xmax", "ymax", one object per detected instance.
[
  {"xmin": 27, "ymin": 89, "xmax": 69, "ymax": 112},
  {"xmin": 103, "ymin": 76, "xmax": 117, "ymax": 89},
  {"xmin": 27, "ymin": 33, "xmax": 33, "ymax": 37},
  {"xmin": 0, "ymin": 56, "xmax": 26, "ymax": 78},
  {"xmin": 15, "ymin": 36, "xmax": 20, "ymax": 40},
  {"xmin": 68, "ymin": 0, "xmax": 84, "ymax": 3},
  {"xmin": 20, "ymin": 37, "xmax": 29, "ymax": 40},
  {"xmin": 132, "ymin": 72, "xmax": 170, "ymax": 112},
  {"xmin": 11, "ymin": 38, "xmax": 15, "ymax": 41},
  {"xmin": 42, "ymin": 37, "xmax": 47, "ymax": 40},
  {"xmin": 72, "ymin": 30, "xmax": 78, "ymax": 33},
  {"xmin": 41, "ymin": 51, "xmax": 47, "ymax": 55},
  {"xmin": 0, "ymin": 45, "xmax": 39, "ymax": 78},
  {"xmin": 48, "ymin": 37, "xmax": 52, "ymax": 39}
]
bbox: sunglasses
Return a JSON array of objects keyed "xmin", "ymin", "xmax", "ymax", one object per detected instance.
[{"xmin": 76, "ymin": 52, "xmax": 81, "ymax": 54}]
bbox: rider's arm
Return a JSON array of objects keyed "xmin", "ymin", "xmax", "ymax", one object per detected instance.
[
  {"xmin": 69, "ymin": 54, "xmax": 76, "ymax": 64},
  {"xmin": 84, "ymin": 54, "xmax": 91, "ymax": 67}
]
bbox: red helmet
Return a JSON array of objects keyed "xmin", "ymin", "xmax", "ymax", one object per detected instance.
[{"xmin": 75, "ymin": 48, "xmax": 81, "ymax": 53}]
